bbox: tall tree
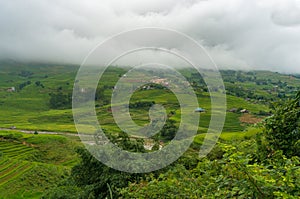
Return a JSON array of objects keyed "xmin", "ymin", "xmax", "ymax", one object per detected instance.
[{"xmin": 262, "ymin": 91, "xmax": 300, "ymax": 157}]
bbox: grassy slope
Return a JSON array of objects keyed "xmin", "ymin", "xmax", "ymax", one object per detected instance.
[
  {"xmin": 0, "ymin": 63, "xmax": 77, "ymax": 132},
  {"xmin": 0, "ymin": 131, "xmax": 81, "ymax": 198},
  {"xmin": 1, "ymin": 63, "xmax": 285, "ymax": 134}
]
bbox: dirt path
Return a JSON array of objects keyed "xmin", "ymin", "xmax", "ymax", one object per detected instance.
[{"xmin": 0, "ymin": 127, "xmax": 78, "ymax": 136}]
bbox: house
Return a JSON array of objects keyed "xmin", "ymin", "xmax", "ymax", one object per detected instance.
[
  {"xmin": 7, "ymin": 87, "xmax": 15, "ymax": 92},
  {"xmin": 195, "ymin": 108, "xmax": 205, "ymax": 113},
  {"xmin": 240, "ymin": 109, "xmax": 249, "ymax": 113}
]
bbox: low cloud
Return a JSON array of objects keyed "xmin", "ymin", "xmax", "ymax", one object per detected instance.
[{"xmin": 0, "ymin": 0, "xmax": 300, "ymax": 73}]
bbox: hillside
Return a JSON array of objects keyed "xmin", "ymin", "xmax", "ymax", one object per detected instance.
[
  {"xmin": 2, "ymin": 62, "xmax": 298, "ymax": 134},
  {"xmin": 0, "ymin": 131, "xmax": 81, "ymax": 198},
  {"xmin": 0, "ymin": 63, "xmax": 299, "ymax": 198}
]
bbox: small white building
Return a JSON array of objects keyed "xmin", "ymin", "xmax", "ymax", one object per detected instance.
[
  {"xmin": 240, "ymin": 109, "xmax": 249, "ymax": 113},
  {"xmin": 7, "ymin": 87, "xmax": 15, "ymax": 92}
]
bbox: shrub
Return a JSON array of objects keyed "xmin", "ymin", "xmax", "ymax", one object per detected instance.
[{"xmin": 261, "ymin": 91, "xmax": 300, "ymax": 157}]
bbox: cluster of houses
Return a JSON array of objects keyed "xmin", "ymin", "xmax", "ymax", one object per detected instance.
[{"xmin": 150, "ymin": 78, "xmax": 170, "ymax": 86}]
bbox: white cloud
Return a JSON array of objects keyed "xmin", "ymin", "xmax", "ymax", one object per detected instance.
[{"xmin": 0, "ymin": 0, "xmax": 300, "ymax": 73}]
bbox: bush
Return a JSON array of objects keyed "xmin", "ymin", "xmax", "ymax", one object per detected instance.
[
  {"xmin": 49, "ymin": 92, "xmax": 72, "ymax": 109},
  {"xmin": 260, "ymin": 91, "xmax": 300, "ymax": 157}
]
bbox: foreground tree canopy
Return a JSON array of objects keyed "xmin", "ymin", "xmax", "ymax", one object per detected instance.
[{"xmin": 262, "ymin": 91, "xmax": 300, "ymax": 157}]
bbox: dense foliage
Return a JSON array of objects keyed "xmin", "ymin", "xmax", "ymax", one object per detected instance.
[
  {"xmin": 49, "ymin": 92, "xmax": 72, "ymax": 109},
  {"xmin": 18, "ymin": 80, "xmax": 31, "ymax": 90},
  {"xmin": 121, "ymin": 144, "xmax": 300, "ymax": 198},
  {"xmin": 261, "ymin": 92, "xmax": 300, "ymax": 157},
  {"xmin": 43, "ymin": 132, "xmax": 146, "ymax": 199}
]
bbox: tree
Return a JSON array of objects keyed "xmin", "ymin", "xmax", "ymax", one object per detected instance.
[
  {"xmin": 45, "ymin": 132, "xmax": 145, "ymax": 199},
  {"xmin": 70, "ymin": 148, "xmax": 139, "ymax": 198},
  {"xmin": 95, "ymin": 87, "xmax": 105, "ymax": 101},
  {"xmin": 262, "ymin": 91, "xmax": 300, "ymax": 157},
  {"xmin": 35, "ymin": 81, "xmax": 41, "ymax": 86},
  {"xmin": 18, "ymin": 80, "xmax": 31, "ymax": 90},
  {"xmin": 160, "ymin": 119, "xmax": 177, "ymax": 141},
  {"xmin": 49, "ymin": 92, "xmax": 72, "ymax": 109}
]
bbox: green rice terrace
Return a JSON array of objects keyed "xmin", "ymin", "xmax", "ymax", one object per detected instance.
[{"xmin": 0, "ymin": 62, "xmax": 299, "ymax": 198}]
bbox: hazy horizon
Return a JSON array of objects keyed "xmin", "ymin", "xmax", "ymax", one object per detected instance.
[{"xmin": 1, "ymin": 59, "xmax": 299, "ymax": 75}]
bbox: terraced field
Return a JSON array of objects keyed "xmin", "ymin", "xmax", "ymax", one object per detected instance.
[
  {"xmin": 0, "ymin": 134, "xmax": 77, "ymax": 198},
  {"xmin": 0, "ymin": 141, "xmax": 36, "ymax": 188},
  {"xmin": 0, "ymin": 158, "xmax": 33, "ymax": 187},
  {"xmin": 0, "ymin": 141, "xmax": 36, "ymax": 159}
]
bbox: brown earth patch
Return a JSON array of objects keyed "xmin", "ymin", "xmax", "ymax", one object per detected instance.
[{"xmin": 239, "ymin": 113, "xmax": 262, "ymax": 124}]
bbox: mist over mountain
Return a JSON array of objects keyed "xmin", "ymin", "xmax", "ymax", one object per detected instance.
[{"xmin": 1, "ymin": 0, "xmax": 300, "ymax": 73}]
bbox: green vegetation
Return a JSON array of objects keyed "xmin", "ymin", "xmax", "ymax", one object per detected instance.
[
  {"xmin": 118, "ymin": 93, "xmax": 300, "ymax": 198},
  {"xmin": 0, "ymin": 62, "xmax": 299, "ymax": 198},
  {"xmin": 258, "ymin": 92, "xmax": 300, "ymax": 158},
  {"xmin": 43, "ymin": 144, "xmax": 143, "ymax": 198},
  {"xmin": 0, "ymin": 131, "xmax": 81, "ymax": 198},
  {"xmin": 0, "ymin": 63, "xmax": 77, "ymax": 132},
  {"xmin": 49, "ymin": 92, "xmax": 72, "ymax": 109},
  {"xmin": 0, "ymin": 62, "xmax": 275, "ymax": 133}
]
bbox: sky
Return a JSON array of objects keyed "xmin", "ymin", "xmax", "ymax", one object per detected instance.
[{"xmin": 1, "ymin": 0, "xmax": 300, "ymax": 73}]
